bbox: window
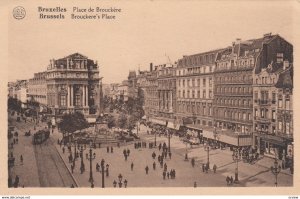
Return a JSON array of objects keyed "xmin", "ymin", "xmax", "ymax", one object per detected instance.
[
  {"xmin": 277, "ymin": 53, "xmax": 284, "ymax": 63},
  {"xmin": 178, "ymin": 91, "xmax": 181, "ymax": 98},
  {"xmin": 187, "ymin": 90, "xmax": 190, "ymax": 98},
  {"xmin": 183, "ymin": 91, "xmax": 185, "ymax": 98},
  {"xmin": 178, "ymin": 80, "xmax": 181, "ymax": 86},
  {"xmin": 278, "ymin": 121, "xmax": 282, "ymax": 130},
  {"xmin": 209, "ymin": 78, "xmax": 212, "ymax": 86},
  {"xmin": 60, "ymin": 95, "xmax": 66, "ymax": 106},
  {"xmin": 272, "ymin": 110, "xmax": 276, "ymax": 120},
  {"xmin": 203, "ymin": 90, "xmax": 206, "ymax": 98},
  {"xmin": 197, "ymin": 79, "xmax": 200, "ymax": 86},
  {"xmin": 203, "ymin": 78, "xmax": 206, "ymax": 87},
  {"xmin": 286, "ymin": 99, "xmax": 290, "ymax": 109},
  {"xmin": 209, "ymin": 90, "xmax": 212, "ymax": 98},
  {"xmin": 75, "ymin": 94, "xmax": 81, "ymax": 106},
  {"xmin": 187, "ymin": 80, "xmax": 190, "ymax": 87},
  {"xmin": 192, "ymin": 90, "xmax": 195, "ymax": 98},
  {"xmin": 272, "ymin": 92, "xmax": 276, "ymax": 103},
  {"xmin": 254, "ymin": 92, "xmax": 258, "ymax": 100},
  {"xmin": 248, "ymin": 113, "xmax": 251, "ymax": 121},
  {"xmin": 192, "ymin": 79, "xmax": 195, "ymax": 87},
  {"xmin": 183, "ymin": 80, "xmax": 185, "ymax": 86},
  {"xmin": 278, "ymin": 99, "xmax": 282, "ymax": 108},
  {"xmin": 261, "ymin": 108, "xmax": 264, "ymax": 118},
  {"xmin": 243, "ymin": 113, "xmax": 246, "ymax": 120},
  {"xmin": 197, "ymin": 91, "xmax": 200, "ymax": 98}
]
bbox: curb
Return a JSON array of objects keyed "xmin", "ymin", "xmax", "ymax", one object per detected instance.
[{"xmin": 51, "ymin": 137, "xmax": 80, "ymax": 187}]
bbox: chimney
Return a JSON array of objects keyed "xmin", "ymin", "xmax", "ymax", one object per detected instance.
[
  {"xmin": 283, "ymin": 60, "xmax": 289, "ymax": 70},
  {"xmin": 150, "ymin": 63, "xmax": 153, "ymax": 72},
  {"xmin": 263, "ymin": 32, "xmax": 272, "ymax": 38}
]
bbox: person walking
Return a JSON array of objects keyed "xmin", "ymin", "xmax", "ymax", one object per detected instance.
[
  {"xmin": 226, "ymin": 176, "xmax": 230, "ymax": 186},
  {"xmin": 167, "ymin": 172, "xmax": 170, "ymax": 179},
  {"xmin": 127, "ymin": 149, "xmax": 130, "ymax": 156},
  {"xmin": 131, "ymin": 162, "xmax": 134, "ymax": 171},
  {"xmin": 168, "ymin": 152, "xmax": 172, "ymax": 159},
  {"xmin": 145, "ymin": 166, "xmax": 149, "ymax": 174},
  {"xmin": 111, "ymin": 146, "xmax": 113, "ymax": 153},
  {"xmin": 152, "ymin": 152, "xmax": 156, "ymax": 160},
  {"xmin": 191, "ymin": 158, "xmax": 195, "ymax": 167},
  {"xmin": 194, "ymin": 182, "xmax": 197, "ymax": 188},
  {"xmin": 163, "ymin": 171, "xmax": 166, "ymax": 180},
  {"xmin": 159, "ymin": 143, "xmax": 162, "ymax": 151},
  {"xmin": 20, "ymin": 155, "xmax": 23, "ymax": 165},
  {"xmin": 213, "ymin": 164, "xmax": 217, "ymax": 173},
  {"xmin": 107, "ymin": 146, "xmax": 109, "ymax": 153},
  {"xmin": 153, "ymin": 162, "xmax": 156, "ymax": 170}
]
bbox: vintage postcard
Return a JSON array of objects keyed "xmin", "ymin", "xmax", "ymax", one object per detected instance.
[{"xmin": 0, "ymin": 0, "xmax": 299, "ymax": 196}]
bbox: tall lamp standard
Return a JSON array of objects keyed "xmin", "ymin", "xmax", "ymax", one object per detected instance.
[
  {"xmin": 204, "ymin": 143, "xmax": 210, "ymax": 169},
  {"xmin": 73, "ymin": 140, "xmax": 77, "ymax": 165},
  {"xmin": 270, "ymin": 158, "xmax": 281, "ymax": 187},
  {"xmin": 101, "ymin": 159, "xmax": 105, "ymax": 188},
  {"xmin": 87, "ymin": 143, "xmax": 96, "ymax": 183},
  {"xmin": 232, "ymin": 149, "xmax": 241, "ymax": 182},
  {"xmin": 167, "ymin": 129, "xmax": 171, "ymax": 153},
  {"xmin": 80, "ymin": 146, "xmax": 85, "ymax": 174}
]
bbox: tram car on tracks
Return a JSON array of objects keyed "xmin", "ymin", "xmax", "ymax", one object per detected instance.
[{"xmin": 32, "ymin": 129, "xmax": 50, "ymax": 145}]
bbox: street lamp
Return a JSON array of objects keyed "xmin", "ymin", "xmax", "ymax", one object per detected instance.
[
  {"xmin": 73, "ymin": 140, "xmax": 77, "ymax": 166},
  {"xmin": 118, "ymin": 174, "xmax": 123, "ymax": 188},
  {"xmin": 232, "ymin": 149, "xmax": 241, "ymax": 182},
  {"xmin": 270, "ymin": 158, "xmax": 281, "ymax": 187},
  {"xmin": 101, "ymin": 159, "xmax": 105, "ymax": 188},
  {"xmin": 80, "ymin": 146, "xmax": 85, "ymax": 174},
  {"xmin": 167, "ymin": 130, "xmax": 171, "ymax": 153},
  {"xmin": 204, "ymin": 143, "xmax": 210, "ymax": 169},
  {"xmin": 87, "ymin": 144, "xmax": 96, "ymax": 183}
]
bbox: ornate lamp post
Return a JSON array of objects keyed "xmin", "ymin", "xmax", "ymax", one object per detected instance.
[
  {"xmin": 204, "ymin": 143, "xmax": 210, "ymax": 169},
  {"xmin": 73, "ymin": 140, "xmax": 77, "ymax": 165},
  {"xmin": 101, "ymin": 159, "xmax": 105, "ymax": 188},
  {"xmin": 80, "ymin": 145, "xmax": 85, "ymax": 174},
  {"xmin": 167, "ymin": 129, "xmax": 171, "ymax": 152},
  {"xmin": 232, "ymin": 149, "xmax": 241, "ymax": 182},
  {"xmin": 118, "ymin": 174, "xmax": 123, "ymax": 188},
  {"xmin": 154, "ymin": 127, "xmax": 157, "ymax": 147},
  {"xmin": 87, "ymin": 144, "xmax": 96, "ymax": 183},
  {"xmin": 270, "ymin": 158, "xmax": 281, "ymax": 187}
]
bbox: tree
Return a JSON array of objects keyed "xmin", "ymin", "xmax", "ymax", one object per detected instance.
[
  {"xmin": 117, "ymin": 113, "xmax": 127, "ymax": 129},
  {"xmin": 8, "ymin": 97, "xmax": 22, "ymax": 112},
  {"xmin": 58, "ymin": 112, "xmax": 89, "ymax": 142}
]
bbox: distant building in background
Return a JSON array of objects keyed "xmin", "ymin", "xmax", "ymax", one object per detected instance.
[
  {"xmin": 8, "ymin": 80, "xmax": 29, "ymax": 105},
  {"xmin": 28, "ymin": 72, "xmax": 47, "ymax": 105}
]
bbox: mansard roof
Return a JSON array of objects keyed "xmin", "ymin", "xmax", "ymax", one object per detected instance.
[
  {"xmin": 64, "ymin": 53, "xmax": 88, "ymax": 59},
  {"xmin": 275, "ymin": 66, "xmax": 293, "ymax": 89}
]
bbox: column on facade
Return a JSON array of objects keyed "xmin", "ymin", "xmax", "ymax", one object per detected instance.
[
  {"xmin": 70, "ymin": 85, "xmax": 73, "ymax": 106},
  {"xmin": 83, "ymin": 85, "xmax": 86, "ymax": 107},
  {"xmin": 85, "ymin": 85, "xmax": 88, "ymax": 107},
  {"xmin": 67, "ymin": 85, "xmax": 70, "ymax": 107},
  {"xmin": 170, "ymin": 91, "xmax": 173, "ymax": 111}
]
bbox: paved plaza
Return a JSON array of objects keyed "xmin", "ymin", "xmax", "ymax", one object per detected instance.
[{"xmin": 8, "ymin": 113, "xmax": 293, "ymax": 188}]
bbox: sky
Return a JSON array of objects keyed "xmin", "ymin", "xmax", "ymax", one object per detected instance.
[{"xmin": 7, "ymin": 0, "xmax": 295, "ymax": 84}]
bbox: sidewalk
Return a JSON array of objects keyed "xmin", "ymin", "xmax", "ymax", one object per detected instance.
[{"xmin": 8, "ymin": 114, "xmax": 41, "ymax": 187}]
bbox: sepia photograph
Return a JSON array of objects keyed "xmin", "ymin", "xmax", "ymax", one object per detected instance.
[{"xmin": 1, "ymin": 0, "xmax": 300, "ymax": 196}]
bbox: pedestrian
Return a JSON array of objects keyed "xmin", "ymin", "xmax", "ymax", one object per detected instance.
[
  {"xmin": 205, "ymin": 163, "xmax": 209, "ymax": 173},
  {"xmin": 131, "ymin": 162, "xmax": 134, "ymax": 171},
  {"xmin": 107, "ymin": 146, "xmax": 109, "ymax": 153},
  {"xmin": 153, "ymin": 162, "xmax": 156, "ymax": 170},
  {"xmin": 173, "ymin": 169, "xmax": 176, "ymax": 178},
  {"xmin": 124, "ymin": 154, "xmax": 128, "ymax": 161},
  {"xmin": 164, "ymin": 163, "xmax": 167, "ymax": 171},
  {"xmin": 106, "ymin": 167, "xmax": 109, "ymax": 177},
  {"xmin": 158, "ymin": 155, "xmax": 161, "ymax": 163},
  {"xmin": 159, "ymin": 143, "xmax": 162, "ymax": 151},
  {"xmin": 167, "ymin": 172, "xmax": 170, "ymax": 179},
  {"xmin": 111, "ymin": 146, "xmax": 113, "ymax": 153},
  {"xmin": 96, "ymin": 163, "xmax": 100, "ymax": 172},
  {"xmin": 127, "ymin": 149, "xmax": 130, "ymax": 156},
  {"xmin": 169, "ymin": 152, "xmax": 172, "ymax": 159},
  {"xmin": 71, "ymin": 165, "xmax": 74, "ymax": 173},
  {"xmin": 152, "ymin": 152, "xmax": 156, "ymax": 159},
  {"xmin": 124, "ymin": 179, "xmax": 128, "ymax": 188},
  {"xmin": 14, "ymin": 175, "xmax": 19, "ymax": 188},
  {"xmin": 71, "ymin": 184, "xmax": 75, "ymax": 188},
  {"xmin": 230, "ymin": 176, "xmax": 234, "ymax": 184},
  {"xmin": 191, "ymin": 158, "xmax": 195, "ymax": 167},
  {"xmin": 62, "ymin": 147, "xmax": 65, "ymax": 154},
  {"xmin": 20, "ymin": 155, "xmax": 23, "ymax": 164},
  {"xmin": 163, "ymin": 171, "xmax": 166, "ymax": 180},
  {"xmin": 213, "ymin": 164, "xmax": 217, "ymax": 173},
  {"xmin": 226, "ymin": 176, "xmax": 230, "ymax": 186},
  {"xmin": 194, "ymin": 181, "xmax": 197, "ymax": 188},
  {"xmin": 91, "ymin": 183, "xmax": 94, "ymax": 188},
  {"xmin": 145, "ymin": 166, "xmax": 149, "ymax": 174},
  {"xmin": 113, "ymin": 180, "xmax": 117, "ymax": 188},
  {"xmin": 164, "ymin": 151, "xmax": 167, "ymax": 159}
]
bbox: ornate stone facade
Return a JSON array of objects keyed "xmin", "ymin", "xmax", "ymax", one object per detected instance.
[{"xmin": 46, "ymin": 53, "xmax": 101, "ymax": 116}]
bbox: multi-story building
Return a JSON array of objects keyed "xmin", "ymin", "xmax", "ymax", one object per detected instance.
[
  {"xmin": 46, "ymin": 53, "xmax": 102, "ymax": 115},
  {"xmin": 214, "ymin": 33, "xmax": 292, "ymax": 147},
  {"xmin": 8, "ymin": 80, "xmax": 29, "ymax": 104},
  {"xmin": 144, "ymin": 63, "xmax": 160, "ymax": 123},
  {"xmin": 157, "ymin": 63, "xmax": 176, "ymax": 121},
  {"xmin": 127, "ymin": 71, "xmax": 138, "ymax": 99},
  {"xmin": 28, "ymin": 72, "xmax": 47, "ymax": 105},
  {"xmin": 117, "ymin": 80, "xmax": 129, "ymax": 101},
  {"xmin": 253, "ymin": 59, "xmax": 293, "ymax": 161},
  {"xmin": 175, "ymin": 50, "xmax": 220, "ymax": 133}
]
